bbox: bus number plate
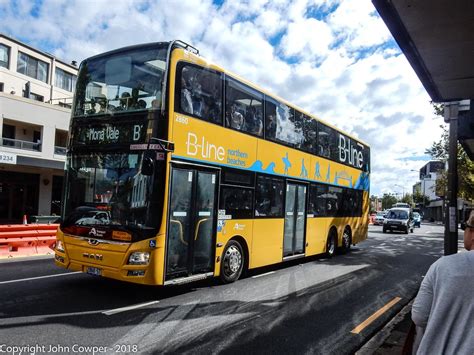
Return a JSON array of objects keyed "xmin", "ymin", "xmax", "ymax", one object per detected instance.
[{"xmin": 86, "ymin": 266, "xmax": 102, "ymax": 276}]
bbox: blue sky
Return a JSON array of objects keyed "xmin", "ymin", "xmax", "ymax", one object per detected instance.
[{"xmin": 0, "ymin": 0, "xmax": 444, "ymax": 196}]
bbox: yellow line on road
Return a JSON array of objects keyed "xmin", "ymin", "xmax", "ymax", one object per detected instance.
[{"xmin": 351, "ymin": 297, "xmax": 402, "ymax": 334}]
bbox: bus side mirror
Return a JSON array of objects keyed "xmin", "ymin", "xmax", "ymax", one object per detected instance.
[{"xmin": 141, "ymin": 156, "xmax": 154, "ymax": 176}]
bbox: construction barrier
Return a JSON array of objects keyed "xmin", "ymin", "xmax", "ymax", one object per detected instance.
[
  {"xmin": 369, "ymin": 215, "xmax": 375, "ymax": 225},
  {"xmin": 0, "ymin": 224, "xmax": 58, "ymax": 259}
]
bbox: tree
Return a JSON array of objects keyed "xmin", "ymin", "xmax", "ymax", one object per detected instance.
[
  {"xmin": 381, "ymin": 193, "xmax": 398, "ymax": 210},
  {"xmin": 413, "ymin": 190, "xmax": 430, "ymax": 206},
  {"xmin": 400, "ymin": 193, "xmax": 414, "ymax": 207},
  {"xmin": 425, "ymin": 124, "xmax": 474, "ymax": 201}
]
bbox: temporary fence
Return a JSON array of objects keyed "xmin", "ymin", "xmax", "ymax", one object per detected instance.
[{"xmin": 0, "ymin": 224, "xmax": 58, "ymax": 258}]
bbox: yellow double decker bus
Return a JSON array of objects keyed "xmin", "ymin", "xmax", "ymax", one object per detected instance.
[{"xmin": 55, "ymin": 40, "xmax": 370, "ymax": 285}]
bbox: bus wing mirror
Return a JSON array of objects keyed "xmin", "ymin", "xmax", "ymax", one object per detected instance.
[{"xmin": 141, "ymin": 156, "xmax": 154, "ymax": 176}]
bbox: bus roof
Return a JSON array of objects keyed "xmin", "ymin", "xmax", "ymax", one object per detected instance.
[{"xmin": 80, "ymin": 41, "xmax": 370, "ymax": 148}]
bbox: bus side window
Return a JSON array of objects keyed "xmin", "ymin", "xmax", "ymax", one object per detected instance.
[
  {"xmin": 301, "ymin": 113, "xmax": 318, "ymax": 154},
  {"xmin": 176, "ymin": 63, "xmax": 223, "ymax": 125},
  {"xmin": 255, "ymin": 175, "xmax": 284, "ymax": 217},
  {"xmin": 265, "ymin": 98, "xmax": 277, "ymax": 140},
  {"xmin": 225, "ymin": 77, "xmax": 263, "ymax": 136},
  {"xmin": 219, "ymin": 186, "xmax": 253, "ymax": 219},
  {"xmin": 318, "ymin": 122, "xmax": 338, "ymax": 160}
]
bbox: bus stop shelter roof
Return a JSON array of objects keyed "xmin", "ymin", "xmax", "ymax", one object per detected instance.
[{"xmin": 372, "ymin": 0, "xmax": 474, "ymax": 158}]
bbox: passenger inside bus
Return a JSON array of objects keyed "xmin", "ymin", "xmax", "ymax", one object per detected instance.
[
  {"xmin": 229, "ymin": 103, "xmax": 245, "ymax": 130},
  {"xmin": 266, "ymin": 114, "xmax": 277, "ymax": 139},
  {"xmin": 245, "ymin": 105, "xmax": 263, "ymax": 136},
  {"xmin": 181, "ymin": 68, "xmax": 194, "ymax": 115}
]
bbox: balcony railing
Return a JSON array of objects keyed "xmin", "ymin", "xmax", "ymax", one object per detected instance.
[
  {"xmin": 54, "ymin": 146, "xmax": 67, "ymax": 155},
  {"xmin": 47, "ymin": 97, "xmax": 74, "ymax": 109},
  {"xmin": 2, "ymin": 138, "xmax": 41, "ymax": 152}
]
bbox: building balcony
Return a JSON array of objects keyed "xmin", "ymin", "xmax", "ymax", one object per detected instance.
[
  {"xmin": 54, "ymin": 146, "xmax": 67, "ymax": 155},
  {"xmin": 2, "ymin": 137, "xmax": 41, "ymax": 152}
]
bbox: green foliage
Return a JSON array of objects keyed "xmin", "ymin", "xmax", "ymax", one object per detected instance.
[
  {"xmin": 413, "ymin": 190, "xmax": 430, "ymax": 206},
  {"xmin": 425, "ymin": 120, "xmax": 474, "ymax": 200},
  {"xmin": 381, "ymin": 193, "xmax": 398, "ymax": 210},
  {"xmin": 400, "ymin": 193, "xmax": 414, "ymax": 207}
]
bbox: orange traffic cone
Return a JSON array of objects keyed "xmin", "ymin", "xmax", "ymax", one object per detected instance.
[{"xmin": 22, "ymin": 215, "xmax": 28, "ymax": 225}]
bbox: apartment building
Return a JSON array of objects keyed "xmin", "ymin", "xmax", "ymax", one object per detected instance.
[{"xmin": 0, "ymin": 33, "xmax": 77, "ymax": 224}]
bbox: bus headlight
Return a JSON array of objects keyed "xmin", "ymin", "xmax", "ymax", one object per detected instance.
[
  {"xmin": 128, "ymin": 252, "xmax": 150, "ymax": 265},
  {"xmin": 56, "ymin": 240, "xmax": 65, "ymax": 253}
]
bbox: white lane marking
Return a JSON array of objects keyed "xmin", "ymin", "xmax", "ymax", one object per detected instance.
[
  {"xmin": 102, "ymin": 301, "xmax": 160, "ymax": 316},
  {"xmin": 252, "ymin": 271, "xmax": 276, "ymax": 279},
  {"xmin": 0, "ymin": 271, "xmax": 82, "ymax": 285}
]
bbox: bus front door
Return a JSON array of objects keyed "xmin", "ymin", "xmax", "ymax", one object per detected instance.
[
  {"xmin": 283, "ymin": 183, "xmax": 307, "ymax": 258},
  {"xmin": 166, "ymin": 167, "xmax": 217, "ymax": 281}
]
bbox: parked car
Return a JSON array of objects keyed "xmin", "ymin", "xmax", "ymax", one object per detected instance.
[
  {"xmin": 383, "ymin": 208, "xmax": 414, "ymax": 234},
  {"xmin": 413, "ymin": 212, "xmax": 421, "ymax": 227},
  {"xmin": 374, "ymin": 212, "xmax": 385, "ymax": 225}
]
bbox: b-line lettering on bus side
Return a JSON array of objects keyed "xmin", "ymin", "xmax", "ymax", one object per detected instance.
[
  {"xmin": 338, "ymin": 135, "xmax": 364, "ymax": 168},
  {"xmin": 186, "ymin": 132, "xmax": 225, "ymax": 161}
]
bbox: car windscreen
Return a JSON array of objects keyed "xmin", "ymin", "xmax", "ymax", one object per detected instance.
[{"xmin": 387, "ymin": 210, "xmax": 409, "ymax": 219}]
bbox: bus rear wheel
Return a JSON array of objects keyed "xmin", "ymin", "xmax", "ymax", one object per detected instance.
[
  {"xmin": 220, "ymin": 240, "xmax": 244, "ymax": 283},
  {"xmin": 341, "ymin": 228, "xmax": 352, "ymax": 253}
]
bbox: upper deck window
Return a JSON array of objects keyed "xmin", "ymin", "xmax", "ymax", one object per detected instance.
[
  {"xmin": 225, "ymin": 77, "xmax": 264, "ymax": 137},
  {"xmin": 175, "ymin": 62, "xmax": 223, "ymax": 125},
  {"xmin": 0, "ymin": 44, "xmax": 10, "ymax": 69},
  {"xmin": 265, "ymin": 97, "xmax": 303, "ymax": 146},
  {"xmin": 17, "ymin": 52, "xmax": 49, "ymax": 83},
  {"xmin": 73, "ymin": 44, "xmax": 167, "ymax": 117}
]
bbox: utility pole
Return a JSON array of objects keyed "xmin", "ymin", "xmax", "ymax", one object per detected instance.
[{"xmin": 443, "ymin": 100, "xmax": 470, "ymax": 255}]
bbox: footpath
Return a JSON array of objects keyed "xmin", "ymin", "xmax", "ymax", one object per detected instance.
[
  {"xmin": 358, "ymin": 222, "xmax": 465, "ymax": 354},
  {"xmin": 356, "ymin": 301, "xmax": 414, "ymax": 354}
]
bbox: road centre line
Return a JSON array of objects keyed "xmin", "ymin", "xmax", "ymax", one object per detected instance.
[
  {"xmin": 252, "ymin": 271, "xmax": 276, "ymax": 279},
  {"xmin": 350, "ymin": 297, "xmax": 402, "ymax": 334},
  {"xmin": 102, "ymin": 301, "xmax": 160, "ymax": 316},
  {"xmin": 0, "ymin": 271, "xmax": 82, "ymax": 285}
]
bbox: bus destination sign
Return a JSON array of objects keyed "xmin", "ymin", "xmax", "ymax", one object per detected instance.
[{"xmin": 73, "ymin": 123, "xmax": 147, "ymax": 145}]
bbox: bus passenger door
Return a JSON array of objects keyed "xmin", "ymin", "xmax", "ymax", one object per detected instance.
[
  {"xmin": 166, "ymin": 167, "xmax": 217, "ymax": 281},
  {"xmin": 283, "ymin": 183, "xmax": 307, "ymax": 258}
]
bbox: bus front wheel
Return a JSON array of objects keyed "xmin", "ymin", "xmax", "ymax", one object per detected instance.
[
  {"xmin": 220, "ymin": 240, "xmax": 244, "ymax": 283},
  {"xmin": 325, "ymin": 230, "xmax": 337, "ymax": 258}
]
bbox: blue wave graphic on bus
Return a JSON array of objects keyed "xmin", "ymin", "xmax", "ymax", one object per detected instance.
[
  {"xmin": 248, "ymin": 160, "xmax": 276, "ymax": 174},
  {"xmin": 354, "ymin": 172, "xmax": 370, "ymax": 191}
]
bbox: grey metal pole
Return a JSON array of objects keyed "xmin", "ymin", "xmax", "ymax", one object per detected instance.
[{"xmin": 444, "ymin": 103, "xmax": 459, "ymax": 255}]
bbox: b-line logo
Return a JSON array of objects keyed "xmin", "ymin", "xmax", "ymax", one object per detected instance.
[{"xmin": 338, "ymin": 135, "xmax": 364, "ymax": 169}]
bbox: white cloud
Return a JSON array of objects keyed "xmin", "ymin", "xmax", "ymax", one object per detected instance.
[{"xmin": 0, "ymin": 0, "xmax": 444, "ymax": 196}]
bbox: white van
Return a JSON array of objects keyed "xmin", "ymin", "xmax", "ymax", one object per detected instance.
[{"xmin": 383, "ymin": 208, "xmax": 414, "ymax": 234}]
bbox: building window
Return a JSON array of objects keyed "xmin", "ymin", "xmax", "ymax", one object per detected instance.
[
  {"xmin": 0, "ymin": 82, "xmax": 4, "ymax": 92},
  {"xmin": 0, "ymin": 44, "xmax": 10, "ymax": 69},
  {"xmin": 22, "ymin": 90, "xmax": 44, "ymax": 102},
  {"xmin": 17, "ymin": 52, "xmax": 49, "ymax": 83},
  {"xmin": 55, "ymin": 67, "xmax": 77, "ymax": 92}
]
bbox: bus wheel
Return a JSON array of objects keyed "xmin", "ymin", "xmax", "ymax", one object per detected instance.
[
  {"xmin": 341, "ymin": 228, "xmax": 352, "ymax": 253},
  {"xmin": 325, "ymin": 230, "xmax": 337, "ymax": 258},
  {"xmin": 220, "ymin": 240, "xmax": 244, "ymax": 283}
]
